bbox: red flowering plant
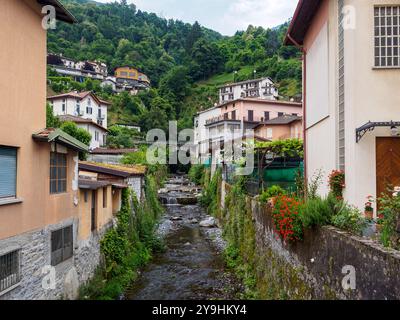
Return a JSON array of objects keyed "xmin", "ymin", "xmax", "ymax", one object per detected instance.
[
  {"xmin": 271, "ymin": 195, "xmax": 304, "ymax": 243},
  {"xmin": 328, "ymin": 170, "xmax": 345, "ymax": 199}
]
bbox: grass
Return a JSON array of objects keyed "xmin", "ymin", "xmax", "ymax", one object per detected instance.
[{"xmin": 198, "ymin": 66, "xmax": 254, "ymax": 87}]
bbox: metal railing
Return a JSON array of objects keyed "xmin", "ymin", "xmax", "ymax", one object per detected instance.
[{"xmin": 0, "ymin": 250, "xmax": 20, "ymax": 294}]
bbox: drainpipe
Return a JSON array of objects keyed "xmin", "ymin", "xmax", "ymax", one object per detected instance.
[{"xmin": 287, "ymin": 33, "xmax": 308, "ymax": 190}]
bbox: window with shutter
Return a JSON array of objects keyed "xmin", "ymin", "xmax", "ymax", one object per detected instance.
[{"xmin": 0, "ymin": 147, "xmax": 17, "ymax": 199}]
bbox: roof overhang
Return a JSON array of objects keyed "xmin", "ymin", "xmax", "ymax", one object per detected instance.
[
  {"xmin": 284, "ymin": 0, "xmax": 323, "ymax": 46},
  {"xmin": 356, "ymin": 121, "xmax": 400, "ymax": 143},
  {"xmin": 33, "ymin": 128, "xmax": 89, "ymax": 152},
  {"xmin": 37, "ymin": 0, "xmax": 77, "ymax": 24},
  {"xmin": 78, "ymin": 179, "xmax": 111, "ymax": 190}
]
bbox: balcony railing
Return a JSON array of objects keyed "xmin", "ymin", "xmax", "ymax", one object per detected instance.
[{"xmin": 206, "ymin": 115, "xmax": 266, "ymax": 126}]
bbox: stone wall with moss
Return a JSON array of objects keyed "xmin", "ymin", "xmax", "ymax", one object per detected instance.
[{"xmin": 220, "ymin": 181, "xmax": 400, "ymax": 300}]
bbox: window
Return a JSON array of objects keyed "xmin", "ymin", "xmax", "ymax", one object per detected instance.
[
  {"xmin": 120, "ymin": 71, "xmax": 128, "ymax": 77},
  {"xmin": 267, "ymin": 128, "xmax": 273, "ymax": 140},
  {"xmin": 278, "ymin": 112, "xmax": 284, "ymax": 117},
  {"xmin": 76, "ymin": 100, "xmax": 81, "ymax": 115},
  {"xmin": 62, "ymin": 99, "xmax": 66, "ymax": 112},
  {"xmin": 0, "ymin": 147, "xmax": 17, "ymax": 199},
  {"xmin": 0, "ymin": 250, "xmax": 20, "ymax": 293},
  {"xmin": 248, "ymin": 110, "xmax": 254, "ymax": 122},
  {"xmin": 232, "ymin": 110, "xmax": 236, "ymax": 120},
  {"xmin": 103, "ymin": 187, "xmax": 107, "ymax": 208},
  {"xmin": 51, "ymin": 226, "xmax": 73, "ymax": 266},
  {"xmin": 86, "ymin": 106, "xmax": 92, "ymax": 114},
  {"xmin": 374, "ymin": 6, "xmax": 400, "ymax": 67},
  {"xmin": 50, "ymin": 152, "xmax": 67, "ymax": 194},
  {"xmin": 84, "ymin": 191, "xmax": 88, "ymax": 203},
  {"xmin": 264, "ymin": 112, "xmax": 270, "ymax": 121},
  {"xmin": 95, "ymin": 131, "xmax": 99, "ymax": 142}
]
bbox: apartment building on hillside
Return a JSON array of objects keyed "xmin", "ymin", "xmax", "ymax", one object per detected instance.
[{"xmin": 219, "ymin": 77, "xmax": 278, "ymax": 104}]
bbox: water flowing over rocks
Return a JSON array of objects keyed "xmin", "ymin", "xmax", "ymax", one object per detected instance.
[{"xmin": 126, "ymin": 175, "xmax": 242, "ymax": 300}]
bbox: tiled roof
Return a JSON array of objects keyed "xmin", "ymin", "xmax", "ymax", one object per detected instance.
[
  {"xmin": 217, "ymin": 98, "xmax": 302, "ymax": 109},
  {"xmin": 79, "ymin": 161, "xmax": 147, "ymax": 177},
  {"xmin": 78, "ymin": 179, "xmax": 111, "ymax": 190},
  {"xmin": 254, "ymin": 115, "xmax": 302, "ymax": 129},
  {"xmin": 58, "ymin": 115, "xmax": 108, "ymax": 132},
  {"xmin": 47, "ymin": 91, "xmax": 111, "ymax": 106},
  {"xmin": 32, "ymin": 128, "xmax": 89, "ymax": 152},
  {"xmin": 90, "ymin": 148, "xmax": 138, "ymax": 155}
]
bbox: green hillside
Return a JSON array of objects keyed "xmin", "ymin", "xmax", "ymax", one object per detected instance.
[{"xmin": 48, "ymin": 0, "xmax": 302, "ymax": 135}]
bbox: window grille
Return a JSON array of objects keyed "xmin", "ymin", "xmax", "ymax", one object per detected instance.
[{"xmin": 0, "ymin": 250, "xmax": 20, "ymax": 293}]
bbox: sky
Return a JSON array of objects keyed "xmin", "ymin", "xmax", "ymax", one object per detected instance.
[{"xmin": 95, "ymin": 0, "xmax": 297, "ymax": 36}]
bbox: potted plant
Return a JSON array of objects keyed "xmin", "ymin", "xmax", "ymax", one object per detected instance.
[{"xmin": 364, "ymin": 196, "xmax": 374, "ymax": 220}]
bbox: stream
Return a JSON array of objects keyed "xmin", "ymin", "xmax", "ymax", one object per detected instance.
[{"xmin": 125, "ymin": 175, "xmax": 242, "ymax": 300}]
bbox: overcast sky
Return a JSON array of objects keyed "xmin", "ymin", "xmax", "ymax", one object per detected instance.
[{"xmin": 95, "ymin": 0, "xmax": 297, "ymax": 36}]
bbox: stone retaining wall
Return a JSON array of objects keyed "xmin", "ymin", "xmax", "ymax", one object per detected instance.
[{"xmin": 223, "ymin": 182, "xmax": 400, "ymax": 300}]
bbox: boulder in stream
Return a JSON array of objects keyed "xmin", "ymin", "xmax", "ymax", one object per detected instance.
[{"xmin": 199, "ymin": 217, "xmax": 217, "ymax": 228}]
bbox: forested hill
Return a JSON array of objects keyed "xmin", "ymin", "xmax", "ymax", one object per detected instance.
[{"xmin": 48, "ymin": 0, "xmax": 302, "ymax": 132}]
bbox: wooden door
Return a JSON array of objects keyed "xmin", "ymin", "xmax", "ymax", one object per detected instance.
[{"xmin": 376, "ymin": 138, "xmax": 400, "ymax": 200}]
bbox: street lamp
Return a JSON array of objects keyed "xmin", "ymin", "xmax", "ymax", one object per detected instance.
[{"xmin": 253, "ymin": 69, "xmax": 257, "ymax": 79}]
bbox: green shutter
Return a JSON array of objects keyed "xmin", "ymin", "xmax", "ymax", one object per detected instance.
[{"xmin": 0, "ymin": 147, "xmax": 17, "ymax": 198}]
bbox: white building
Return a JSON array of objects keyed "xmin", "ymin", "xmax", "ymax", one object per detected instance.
[
  {"xmin": 219, "ymin": 77, "xmax": 278, "ymax": 104},
  {"xmin": 48, "ymin": 91, "xmax": 111, "ymax": 150},
  {"xmin": 194, "ymin": 106, "xmax": 222, "ymax": 163},
  {"xmin": 285, "ymin": 0, "xmax": 400, "ymax": 212}
]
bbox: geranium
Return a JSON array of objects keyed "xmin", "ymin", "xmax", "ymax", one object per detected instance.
[
  {"xmin": 365, "ymin": 196, "xmax": 374, "ymax": 212},
  {"xmin": 271, "ymin": 195, "xmax": 303, "ymax": 243},
  {"xmin": 328, "ymin": 170, "xmax": 345, "ymax": 198}
]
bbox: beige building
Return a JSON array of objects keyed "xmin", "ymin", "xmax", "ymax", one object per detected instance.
[
  {"xmin": 286, "ymin": 0, "xmax": 400, "ymax": 212},
  {"xmin": 254, "ymin": 115, "xmax": 303, "ymax": 141},
  {"xmin": 0, "ymin": 0, "xmax": 100, "ymax": 300}
]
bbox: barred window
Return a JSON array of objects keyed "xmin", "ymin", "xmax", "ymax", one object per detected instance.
[
  {"xmin": 50, "ymin": 152, "xmax": 67, "ymax": 194},
  {"xmin": 374, "ymin": 6, "xmax": 400, "ymax": 68},
  {"xmin": 51, "ymin": 226, "xmax": 73, "ymax": 266},
  {"xmin": 0, "ymin": 250, "xmax": 20, "ymax": 294}
]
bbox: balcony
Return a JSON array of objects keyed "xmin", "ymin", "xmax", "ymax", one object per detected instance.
[{"xmin": 205, "ymin": 114, "xmax": 239, "ymax": 126}]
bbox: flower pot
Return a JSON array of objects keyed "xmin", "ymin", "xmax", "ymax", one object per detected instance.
[{"xmin": 364, "ymin": 211, "xmax": 374, "ymax": 220}]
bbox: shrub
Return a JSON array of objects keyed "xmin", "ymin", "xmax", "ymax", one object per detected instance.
[
  {"xmin": 378, "ymin": 192, "xmax": 400, "ymax": 249},
  {"xmin": 272, "ymin": 196, "xmax": 303, "ymax": 242},
  {"xmin": 331, "ymin": 204, "xmax": 366, "ymax": 235},
  {"xmin": 188, "ymin": 165, "xmax": 205, "ymax": 185},
  {"xmin": 301, "ymin": 193, "xmax": 341, "ymax": 228},
  {"xmin": 259, "ymin": 185, "xmax": 286, "ymax": 203}
]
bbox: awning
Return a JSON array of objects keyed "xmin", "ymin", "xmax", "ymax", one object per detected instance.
[
  {"xmin": 32, "ymin": 128, "xmax": 89, "ymax": 152},
  {"xmin": 356, "ymin": 121, "xmax": 400, "ymax": 143}
]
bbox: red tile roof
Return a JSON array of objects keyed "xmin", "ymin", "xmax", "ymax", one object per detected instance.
[
  {"xmin": 58, "ymin": 115, "xmax": 108, "ymax": 132},
  {"xmin": 47, "ymin": 91, "xmax": 111, "ymax": 106}
]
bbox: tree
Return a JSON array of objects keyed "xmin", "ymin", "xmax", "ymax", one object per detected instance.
[
  {"xmin": 46, "ymin": 103, "xmax": 61, "ymax": 128},
  {"xmin": 60, "ymin": 121, "xmax": 92, "ymax": 160}
]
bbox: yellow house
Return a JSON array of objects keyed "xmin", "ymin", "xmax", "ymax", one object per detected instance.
[{"xmin": 114, "ymin": 66, "xmax": 150, "ymax": 84}]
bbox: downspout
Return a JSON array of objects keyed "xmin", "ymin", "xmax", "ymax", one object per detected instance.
[{"xmin": 286, "ymin": 33, "xmax": 308, "ymax": 189}]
